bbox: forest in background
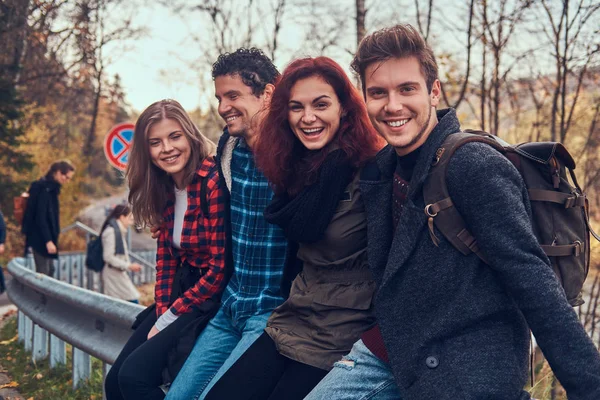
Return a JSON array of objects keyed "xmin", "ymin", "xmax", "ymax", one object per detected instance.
[
  {"xmin": 1, "ymin": 0, "xmax": 598, "ymax": 257},
  {"xmin": 1, "ymin": 1, "xmax": 599, "ymax": 397}
]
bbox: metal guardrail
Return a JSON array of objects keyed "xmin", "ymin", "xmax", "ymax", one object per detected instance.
[
  {"xmin": 7, "ymin": 257, "xmax": 145, "ymax": 395},
  {"xmin": 6, "ymin": 219, "xmax": 157, "ymax": 395},
  {"xmin": 8, "ymin": 257, "xmax": 144, "ymax": 362}
]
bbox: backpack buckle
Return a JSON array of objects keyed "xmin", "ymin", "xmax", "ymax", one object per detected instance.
[
  {"xmin": 424, "ymin": 204, "xmax": 438, "ymax": 217},
  {"xmin": 432, "ymin": 148, "xmax": 445, "ymax": 166},
  {"xmin": 573, "ymin": 241, "xmax": 582, "ymax": 257},
  {"xmin": 564, "ymin": 193, "xmax": 585, "ymax": 208}
]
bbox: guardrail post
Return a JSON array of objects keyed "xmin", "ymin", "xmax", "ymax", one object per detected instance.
[
  {"xmin": 103, "ymin": 363, "xmax": 111, "ymax": 400},
  {"xmin": 56, "ymin": 258, "xmax": 64, "ymax": 281},
  {"xmin": 17, "ymin": 310, "xmax": 25, "ymax": 344},
  {"xmin": 25, "ymin": 251, "xmax": 34, "ymax": 271},
  {"xmin": 79, "ymin": 255, "xmax": 86, "ymax": 288},
  {"xmin": 50, "ymin": 334, "xmax": 66, "ymax": 367},
  {"xmin": 32, "ymin": 324, "xmax": 49, "ymax": 361},
  {"xmin": 72, "ymin": 346, "xmax": 91, "ymax": 389},
  {"xmin": 24, "ymin": 315, "xmax": 33, "ymax": 351},
  {"xmin": 68, "ymin": 255, "xmax": 74, "ymax": 284}
]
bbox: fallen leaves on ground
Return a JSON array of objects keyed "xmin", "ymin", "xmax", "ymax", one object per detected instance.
[
  {"xmin": 0, "ymin": 335, "xmax": 18, "ymax": 345},
  {"xmin": 0, "ymin": 381, "xmax": 19, "ymax": 389}
]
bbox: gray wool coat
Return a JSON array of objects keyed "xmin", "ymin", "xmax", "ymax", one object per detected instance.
[{"xmin": 360, "ymin": 108, "xmax": 600, "ymax": 400}]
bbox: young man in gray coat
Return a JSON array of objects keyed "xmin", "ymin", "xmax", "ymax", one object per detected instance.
[{"xmin": 306, "ymin": 24, "xmax": 600, "ymax": 400}]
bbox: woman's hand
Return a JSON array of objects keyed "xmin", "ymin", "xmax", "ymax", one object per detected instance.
[
  {"xmin": 150, "ymin": 225, "xmax": 161, "ymax": 239},
  {"xmin": 129, "ymin": 263, "xmax": 142, "ymax": 272},
  {"xmin": 147, "ymin": 325, "xmax": 160, "ymax": 340}
]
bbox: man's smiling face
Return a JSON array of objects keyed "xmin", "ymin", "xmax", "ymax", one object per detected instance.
[
  {"xmin": 215, "ymin": 74, "xmax": 269, "ymax": 138},
  {"xmin": 364, "ymin": 56, "xmax": 440, "ymax": 156}
]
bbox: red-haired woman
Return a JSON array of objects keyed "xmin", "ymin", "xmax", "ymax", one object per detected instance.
[{"xmin": 204, "ymin": 57, "xmax": 385, "ymax": 400}]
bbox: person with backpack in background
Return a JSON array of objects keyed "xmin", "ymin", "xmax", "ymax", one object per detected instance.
[
  {"xmin": 104, "ymin": 99, "xmax": 227, "ymax": 400},
  {"xmin": 22, "ymin": 160, "xmax": 75, "ymax": 276},
  {"xmin": 99, "ymin": 204, "xmax": 142, "ymax": 303},
  {"xmin": 0, "ymin": 209, "xmax": 6, "ymax": 294},
  {"xmin": 306, "ymin": 24, "xmax": 600, "ymax": 400}
]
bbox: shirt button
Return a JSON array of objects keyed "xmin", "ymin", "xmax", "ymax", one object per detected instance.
[{"xmin": 426, "ymin": 356, "xmax": 439, "ymax": 369}]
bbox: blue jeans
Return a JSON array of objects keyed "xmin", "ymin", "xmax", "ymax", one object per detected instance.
[
  {"xmin": 165, "ymin": 306, "xmax": 271, "ymax": 400},
  {"xmin": 305, "ymin": 339, "xmax": 402, "ymax": 400}
]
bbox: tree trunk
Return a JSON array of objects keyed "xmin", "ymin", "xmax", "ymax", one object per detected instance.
[{"xmin": 356, "ymin": 0, "xmax": 366, "ymax": 46}]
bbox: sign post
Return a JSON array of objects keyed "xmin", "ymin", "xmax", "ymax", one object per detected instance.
[{"xmin": 104, "ymin": 123, "xmax": 134, "ymax": 171}]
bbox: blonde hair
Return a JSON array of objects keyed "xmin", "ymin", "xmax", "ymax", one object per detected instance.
[{"xmin": 127, "ymin": 99, "xmax": 216, "ymax": 227}]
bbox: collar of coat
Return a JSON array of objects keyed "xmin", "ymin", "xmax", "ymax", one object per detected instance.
[
  {"xmin": 216, "ymin": 127, "xmax": 239, "ymax": 193},
  {"xmin": 359, "ymin": 108, "xmax": 461, "ymax": 290},
  {"xmin": 368, "ymin": 108, "xmax": 460, "ymax": 194}
]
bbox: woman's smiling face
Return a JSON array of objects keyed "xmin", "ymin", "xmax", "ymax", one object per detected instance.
[
  {"xmin": 147, "ymin": 118, "xmax": 191, "ymax": 188},
  {"xmin": 287, "ymin": 76, "xmax": 343, "ymax": 151}
]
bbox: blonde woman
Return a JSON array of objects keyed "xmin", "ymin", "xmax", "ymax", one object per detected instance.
[{"xmin": 105, "ymin": 99, "xmax": 227, "ymax": 400}]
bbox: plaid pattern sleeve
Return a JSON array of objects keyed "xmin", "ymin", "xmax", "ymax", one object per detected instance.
[
  {"xmin": 155, "ymin": 207, "xmax": 180, "ymax": 317},
  {"xmin": 168, "ymin": 159, "xmax": 227, "ymax": 316}
]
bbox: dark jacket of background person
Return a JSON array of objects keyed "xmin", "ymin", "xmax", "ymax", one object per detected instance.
[
  {"xmin": 0, "ymin": 210, "xmax": 5, "ymax": 293},
  {"xmin": 216, "ymin": 129, "xmax": 300, "ymax": 297},
  {"xmin": 360, "ymin": 108, "xmax": 600, "ymax": 400},
  {"xmin": 264, "ymin": 173, "xmax": 376, "ymax": 370},
  {"xmin": 23, "ymin": 177, "xmax": 61, "ymax": 259},
  {"xmin": 0, "ymin": 210, "xmax": 5, "ymax": 245}
]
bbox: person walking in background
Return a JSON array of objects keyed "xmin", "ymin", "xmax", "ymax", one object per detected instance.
[
  {"xmin": 104, "ymin": 99, "xmax": 226, "ymax": 400},
  {"xmin": 0, "ymin": 209, "xmax": 6, "ymax": 294},
  {"xmin": 204, "ymin": 56, "xmax": 384, "ymax": 400},
  {"xmin": 100, "ymin": 204, "xmax": 142, "ymax": 303},
  {"xmin": 22, "ymin": 160, "xmax": 75, "ymax": 277}
]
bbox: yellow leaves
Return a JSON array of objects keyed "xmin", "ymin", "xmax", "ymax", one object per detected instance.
[
  {"xmin": 0, "ymin": 335, "xmax": 18, "ymax": 345},
  {"xmin": 0, "ymin": 381, "xmax": 19, "ymax": 389}
]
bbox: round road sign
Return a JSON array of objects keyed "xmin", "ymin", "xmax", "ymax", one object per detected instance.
[{"xmin": 104, "ymin": 122, "xmax": 134, "ymax": 171}]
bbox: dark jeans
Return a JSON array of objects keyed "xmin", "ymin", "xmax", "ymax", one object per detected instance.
[
  {"xmin": 205, "ymin": 332, "xmax": 329, "ymax": 400},
  {"xmin": 104, "ymin": 308, "xmax": 197, "ymax": 400},
  {"xmin": 0, "ymin": 265, "xmax": 5, "ymax": 294},
  {"xmin": 32, "ymin": 249, "xmax": 55, "ymax": 277}
]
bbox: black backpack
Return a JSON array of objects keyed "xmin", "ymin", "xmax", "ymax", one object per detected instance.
[
  {"xmin": 85, "ymin": 235, "xmax": 104, "ymax": 272},
  {"xmin": 423, "ymin": 130, "xmax": 600, "ymax": 306},
  {"xmin": 86, "ymin": 219, "xmax": 125, "ymax": 272}
]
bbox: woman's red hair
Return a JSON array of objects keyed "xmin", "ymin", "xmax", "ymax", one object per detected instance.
[{"xmin": 255, "ymin": 57, "xmax": 383, "ymax": 196}]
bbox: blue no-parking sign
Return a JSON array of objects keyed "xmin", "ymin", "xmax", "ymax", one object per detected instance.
[{"xmin": 104, "ymin": 123, "xmax": 134, "ymax": 171}]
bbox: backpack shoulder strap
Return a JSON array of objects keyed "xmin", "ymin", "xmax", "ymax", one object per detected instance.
[
  {"xmin": 423, "ymin": 131, "xmax": 505, "ymax": 263},
  {"xmin": 200, "ymin": 175, "xmax": 209, "ymax": 217}
]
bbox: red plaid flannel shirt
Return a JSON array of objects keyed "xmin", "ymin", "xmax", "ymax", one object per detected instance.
[{"xmin": 155, "ymin": 157, "xmax": 226, "ymax": 317}]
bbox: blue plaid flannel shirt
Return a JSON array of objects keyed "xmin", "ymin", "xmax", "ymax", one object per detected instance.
[{"xmin": 221, "ymin": 139, "xmax": 288, "ymax": 321}]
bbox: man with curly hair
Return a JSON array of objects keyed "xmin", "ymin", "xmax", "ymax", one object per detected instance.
[{"xmin": 165, "ymin": 48, "xmax": 293, "ymax": 400}]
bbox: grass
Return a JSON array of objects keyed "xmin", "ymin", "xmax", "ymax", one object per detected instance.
[{"xmin": 0, "ymin": 316, "xmax": 103, "ymax": 400}]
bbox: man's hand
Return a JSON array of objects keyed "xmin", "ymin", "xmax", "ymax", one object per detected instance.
[
  {"xmin": 46, "ymin": 241, "xmax": 57, "ymax": 254},
  {"xmin": 0, "ymin": 244, "xmax": 5, "ymax": 254},
  {"xmin": 129, "ymin": 263, "xmax": 142, "ymax": 273},
  {"xmin": 147, "ymin": 325, "xmax": 160, "ymax": 340},
  {"xmin": 150, "ymin": 225, "xmax": 161, "ymax": 240}
]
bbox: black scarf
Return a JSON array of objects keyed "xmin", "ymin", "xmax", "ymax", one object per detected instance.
[
  {"xmin": 107, "ymin": 219, "xmax": 125, "ymax": 255},
  {"xmin": 264, "ymin": 149, "xmax": 355, "ymax": 243}
]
